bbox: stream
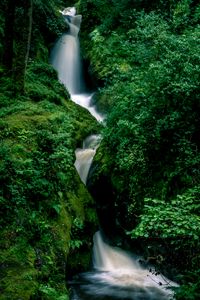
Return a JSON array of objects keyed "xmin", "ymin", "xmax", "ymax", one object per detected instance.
[{"xmin": 50, "ymin": 7, "xmax": 177, "ymax": 300}]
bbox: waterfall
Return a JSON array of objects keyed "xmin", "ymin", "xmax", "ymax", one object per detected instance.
[
  {"xmin": 71, "ymin": 231, "xmax": 177, "ymax": 300},
  {"xmin": 93, "ymin": 231, "xmax": 139, "ymax": 272},
  {"xmin": 50, "ymin": 10, "xmax": 83, "ymax": 95},
  {"xmin": 50, "ymin": 7, "xmax": 104, "ymax": 121},
  {"xmin": 51, "ymin": 7, "xmax": 103, "ymax": 186},
  {"xmin": 51, "ymin": 7, "xmax": 178, "ymax": 300}
]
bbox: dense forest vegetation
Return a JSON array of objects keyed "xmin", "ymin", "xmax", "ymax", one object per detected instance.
[
  {"xmin": 78, "ymin": 0, "xmax": 200, "ymax": 299},
  {"xmin": 0, "ymin": 0, "xmax": 200, "ymax": 299}
]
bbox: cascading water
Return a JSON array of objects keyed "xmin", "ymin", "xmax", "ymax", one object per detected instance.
[
  {"xmin": 72, "ymin": 94, "xmax": 104, "ymax": 122},
  {"xmin": 50, "ymin": 7, "xmax": 103, "ymax": 121},
  {"xmin": 75, "ymin": 135, "xmax": 101, "ymax": 184},
  {"xmin": 51, "ymin": 7, "xmax": 177, "ymax": 300},
  {"xmin": 51, "ymin": 8, "xmax": 83, "ymax": 94}
]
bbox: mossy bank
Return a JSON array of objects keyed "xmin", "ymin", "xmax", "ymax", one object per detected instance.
[{"xmin": 0, "ymin": 61, "xmax": 99, "ymax": 299}]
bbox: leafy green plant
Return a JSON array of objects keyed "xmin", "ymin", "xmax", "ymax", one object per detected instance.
[
  {"xmin": 38, "ymin": 284, "xmax": 69, "ymax": 300},
  {"xmin": 128, "ymin": 194, "xmax": 200, "ymax": 239},
  {"xmin": 69, "ymin": 217, "xmax": 85, "ymax": 250}
]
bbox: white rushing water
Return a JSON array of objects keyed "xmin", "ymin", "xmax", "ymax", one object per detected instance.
[
  {"xmin": 51, "ymin": 7, "xmax": 103, "ymax": 184},
  {"xmin": 75, "ymin": 135, "xmax": 101, "ymax": 184},
  {"xmin": 71, "ymin": 94, "xmax": 104, "ymax": 122},
  {"xmin": 90, "ymin": 231, "xmax": 177, "ymax": 298},
  {"xmin": 51, "ymin": 7, "xmax": 177, "ymax": 300},
  {"xmin": 50, "ymin": 7, "xmax": 103, "ymax": 122},
  {"xmin": 70, "ymin": 231, "xmax": 178, "ymax": 299},
  {"xmin": 51, "ymin": 14, "xmax": 82, "ymax": 94}
]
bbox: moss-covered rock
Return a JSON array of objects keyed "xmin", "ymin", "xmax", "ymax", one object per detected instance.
[{"xmin": 86, "ymin": 143, "xmax": 120, "ymax": 242}]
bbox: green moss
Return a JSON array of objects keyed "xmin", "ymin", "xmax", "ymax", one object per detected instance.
[
  {"xmin": 66, "ymin": 175, "xmax": 98, "ymax": 276},
  {"xmin": 0, "ymin": 241, "xmax": 38, "ymax": 300},
  {"xmin": 0, "ymin": 61, "xmax": 99, "ymax": 299},
  {"xmin": 52, "ymin": 193, "xmax": 72, "ymax": 258}
]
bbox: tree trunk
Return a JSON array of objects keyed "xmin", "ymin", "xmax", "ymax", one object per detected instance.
[
  {"xmin": 2, "ymin": 0, "xmax": 16, "ymax": 73},
  {"xmin": 25, "ymin": 0, "xmax": 33, "ymax": 76},
  {"xmin": 13, "ymin": 0, "xmax": 33, "ymax": 94}
]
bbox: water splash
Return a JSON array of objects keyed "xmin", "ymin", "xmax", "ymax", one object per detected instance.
[
  {"xmin": 59, "ymin": 7, "xmax": 76, "ymax": 17},
  {"xmin": 93, "ymin": 231, "xmax": 139, "ymax": 272},
  {"xmin": 70, "ymin": 231, "xmax": 178, "ymax": 300}
]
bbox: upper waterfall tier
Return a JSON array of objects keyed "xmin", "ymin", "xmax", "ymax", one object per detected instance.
[
  {"xmin": 51, "ymin": 8, "xmax": 104, "ymax": 121},
  {"xmin": 50, "ymin": 9, "xmax": 83, "ymax": 95},
  {"xmin": 59, "ymin": 7, "xmax": 82, "ymax": 37},
  {"xmin": 59, "ymin": 7, "xmax": 76, "ymax": 16},
  {"xmin": 66, "ymin": 15, "xmax": 82, "ymax": 37}
]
